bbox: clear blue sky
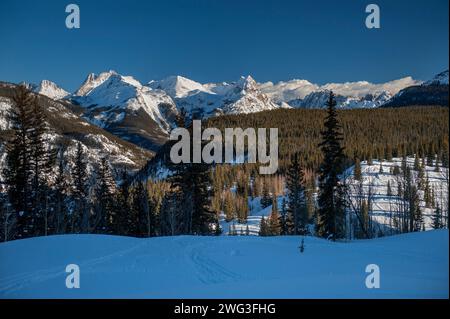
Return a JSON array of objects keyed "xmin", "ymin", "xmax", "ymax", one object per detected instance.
[{"xmin": 0, "ymin": 0, "xmax": 448, "ymax": 92}]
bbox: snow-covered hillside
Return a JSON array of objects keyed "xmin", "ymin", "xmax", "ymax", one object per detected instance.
[
  {"xmin": 0, "ymin": 230, "xmax": 447, "ymax": 298},
  {"xmin": 344, "ymin": 158, "xmax": 449, "ymax": 236},
  {"xmin": 72, "ymin": 70, "xmax": 178, "ymax": 133},
  {"xmin": 0, "ymin": 83, "xmax": 153, "ymax": 174},
  {"xmin": 218, "ymin": 157, "xmax": 448, "ymax": 237},
  {"xmin": 424, "ymin": 70, "xmax": 449, "ymax": 86}
]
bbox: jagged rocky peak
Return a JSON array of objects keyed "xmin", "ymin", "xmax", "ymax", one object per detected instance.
[
  {"xmin": 75, "ymin": 70, "xmax": 120, "ymax": 96},
  {"xmin": 35, "ymin": 80, "xmax": 69, "ymax": 100},
  {"xmin": 236, "ymin": 75, "xmax": 258, "ymax": 92}
]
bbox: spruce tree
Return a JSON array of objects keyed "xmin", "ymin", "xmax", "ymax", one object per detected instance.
[
  {"xmin": 286, "ymin": 153, "xmax": 307, "ymax": 234},
  {"xmin": 169, "ymin": 124, "xmax": 214, "ymax": 235},
  {"xmin": 71, "ymin": 142, "xmax": 88, "ymax": 233},
  {"xmin": 116, "ymin": 169, "xmax": 135, "ymax": 235},
  {"xmin": 3, "ymin": 85, "xmax": 34, "ymax": 238},
  {"xmin": 316, "ymin": 91, "xmax": 346, "ymax": 240},
  {"xmin": 258, "ymin": 216, "xmax": 269, "ymax": 236},
  {"xmin": 133, "ymin": 182, "xmax": 151, "ymax": 237},
  {"xmin": 93, "ymin": 157, "xmax": 116, "ymax": 234},
  {"xmin": 52, "ymin": 151, "xmax": 68, "ymax": 234},
  {"xmin": 29, "ymin": 97, "xmax": 55, "ymax": 236}
]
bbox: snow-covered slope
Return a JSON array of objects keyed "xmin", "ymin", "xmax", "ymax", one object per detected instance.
[
  {"xmin": 0, "ymin": 82, "xmax": 153, "ymax": 174},
  {"xmin": 344, "ymin": 157, "xmax": 449, "ymax": 236},
  {"xmin": 0, "ymin": 230, "xmax": 447, "ymax": 298},
  {"xmin": 148, "ymin": 75, "xmax": 211, "ymax": 98},
  {"xmin": 174, "ymin": 75, "xmax": 279, "ymax": 116},
  {"xmin": 383, "ymin": 70, "xmax": 449, "ymax": 107},
  {"xmin": 261, "ymin": 76, "xmax": 418, "ymax": 108},
  {"xmin": 35, "ymin": 80, "xmax": 70, "ymax": 100},
  {"xmin": 424, "ymin": 70, "xmax": 449, "ymax": 86},
  {"xmin": 72, "ymin": 71, "xmax": 177, "ymax": 132},
  {"xmin": 70, "ymin": 71, "xmax": 178, "ymax": 151},
  {"xmin": 289, "ymin": 90, "xmax": 392, "ymax": 109}
]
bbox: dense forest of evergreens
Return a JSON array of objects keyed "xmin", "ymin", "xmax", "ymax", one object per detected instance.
[
  {"xmin": 205, "ymin": 106, "xmax": 449, "ymax": 172},
  {"xmin": 0, "ymin": 85, "xmax": 448, "ymax": 242}
]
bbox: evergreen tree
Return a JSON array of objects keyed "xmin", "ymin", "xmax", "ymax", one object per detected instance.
[
  {"xmin": 316, "ymin": 92, "xmax": 347, "ymax": 240},
  {"xmin": 52, "ymin": 151, "xmax": 68, "ymax": 235},
  {"xmin": 29, "ymin": 99, "xmax": 55, "ymax": 236},
  {"xmin": 258, "ymin": 216, "xmax": 269, "ymax": 236},
  {"xmin": 116, "ymin": 170, "xmax": 136, "ymax": 235},
  {"xmin": 93, "ymin": 157, "xmax": 116, "ymax": 234},
  {"xmin": 133, "ymin": 182, "xmax": 151, "ymax": 236},
  {"xmin": 70, "ymin": 142, "xmax": 88, "ymax": 233},
  {"xmin": 214, "ymin": 218, "xmax": 222, "ymax": 236},
  {"xmin": 170, "ymin": 146, "xmax": 214, "ymax": 235},
  {"xmin": 286, "ymin": 153, "xmax": 307, "ymax": 234},
  {"xmin": 3, "ymin": 85, "xmax": 34, "ymax": 238},
  {"xmin": 432, "ymin": 205, "xmax": 443, "ymax": 229}
]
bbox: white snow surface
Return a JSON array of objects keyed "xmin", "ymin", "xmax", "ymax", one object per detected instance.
[{"xmin": 0, "ymin": 230, "xmax": 447, "ymax": 298}]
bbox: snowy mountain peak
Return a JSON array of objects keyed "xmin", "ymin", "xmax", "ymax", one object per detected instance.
[
  {"xmin": 75, "ymin": 70, "xmax": 120, "ymax": 96},
  {"xmin": 424, "ymin": 70, "xmax": 449, "ymax": 86},
  {"xmin": 35, "ymin": 80, "xmax": 69, "ymax": 100},
  {"xmin": 237, "ymin": 75, "xmax": 258, "ymax": 92},
  {"xmin": 147, "ymin": 75, "xmax": 209, "ymax": 98}
]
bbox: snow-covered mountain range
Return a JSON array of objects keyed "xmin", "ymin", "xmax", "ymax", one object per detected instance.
[
  {"xmin": 0, "ymin": 82, "xmax": 153, "ymax": 175},
  {"xmin": 3, "ymin": 69, "xmax": 445, "ymax": 155},
  {"xmin": 384, "ymin": 70, "xmax": 449, "ymax": 107},
  {"xmin": 32, "ymin": 70, "xmax": 446, "ymax": 124}
]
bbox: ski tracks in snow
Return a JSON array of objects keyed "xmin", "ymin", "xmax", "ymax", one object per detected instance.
[
  {"xmin": 184, "ymin": 242, "xmax": 242, "ymax": 285},
  {"xmin": 0, "ymin": 240, "xmax": 147, "ymax": 297}
]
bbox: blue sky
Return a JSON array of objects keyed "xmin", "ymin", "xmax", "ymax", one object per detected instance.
[{"xmin": 0, "ymin": 0, "xmax": 448, "ymax": 92}]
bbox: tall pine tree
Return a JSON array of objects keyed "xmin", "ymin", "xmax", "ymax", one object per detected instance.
[{"xmin": 316, "ymin": 91, "xmax": 347, "ymax": 240}]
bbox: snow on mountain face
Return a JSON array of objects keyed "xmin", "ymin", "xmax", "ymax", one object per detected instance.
[
  {"xmin": 260, "ymin": 77, "xmax": 418, "ymax": 106},
  {"xmin": 173, "ymin": 75, "xmax": 279, "ymax": 117},
  {"xmin": 383, "ymin": 70, "xmax": 449, "ymax": 107},
  {"xmin": 0, "ymin": 83, "xmax": 153, "ymax": 176},
  {"xmin": 221, "ymin": 76, "xmax": 279, "ymax": 114},
  {"xmin": 289, "ymin": 90, "xmax": 392, "ymax": 109},
  {"xmin": 35, "ymin": 80, "xmax": 69, "ymax": 100},
  {"xmin": 259, "ymin": 79, "xmax": 319, "ymax": 104},
  {"xmin": 72, "ymin": 71, "xmax": 178, "ymax": 133},
  {"xmin": 424, "ymin": 70, "xmax": 449, "ymax": 86},
  {"xmin": 148, "ymin": 75, "xmax": 211, "ymax": 98}
]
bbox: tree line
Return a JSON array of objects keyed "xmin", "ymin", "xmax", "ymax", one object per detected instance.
[{"xmin": 0, "ymin": 86, "xmax": 448, "ymax": 242}]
